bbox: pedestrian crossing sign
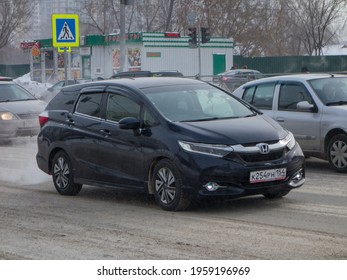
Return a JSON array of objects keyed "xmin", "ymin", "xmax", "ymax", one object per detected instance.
[{"xmin": 52, "ymin": 14, "xmax": 79, "ymax": 47}]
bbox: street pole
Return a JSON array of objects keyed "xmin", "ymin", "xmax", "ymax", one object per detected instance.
[
  {"xmin": 120, "ymin": 0, "xmax": 126, "ymax": 73},
  {"xmin": 198, "ymin": 21, "xmax": 202, "ymax": 79},
  {"xmin": 64, "ymin": 47, "xmax": 68, "ymax": 83}
]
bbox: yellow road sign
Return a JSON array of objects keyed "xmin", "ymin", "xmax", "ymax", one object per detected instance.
[
  {"xmin": 52, "ymin": 14, "xmax": 79, "ymax": 47},
  {"xmin": 57, "ymin": 46, "xmax": 71, "ymax": 53}
]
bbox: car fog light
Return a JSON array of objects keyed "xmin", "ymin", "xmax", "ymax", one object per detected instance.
[
  {"xmin": 289, "ymin": 169, "xmax": 305, "ymax": 187},
  {"xmin": 204, "ymin": 182, "xmax": 221, "ymax": 191}
]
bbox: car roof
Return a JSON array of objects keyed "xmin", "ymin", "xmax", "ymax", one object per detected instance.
[
  {"xmin": 238, "ymin": 73, "xmax": 347, "ymax": 87},
  {"xmin": 62, "ymin": 77, "xmax": 203, "ymax": 92},
  {"xmin": 220, "ymin": 69, "xmax": 261, "ymax": 75},
  {"xmin": 110, "ymin": 70, "xmax": 183, "ymax": 79}
]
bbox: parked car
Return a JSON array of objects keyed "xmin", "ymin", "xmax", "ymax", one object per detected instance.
[
  {"xmin": 110, "ymin": 70, "xmax": 184, "ymax": 79},
  {"xmin": 232, "ymin": 73, "xmax": 347, "ymax": 172},
  {"xmin": 36, "ymin": 77, "xmax": 305, "ymax": 211},
  {"xmin": 0, "ymin": 77, "xmax": 45, "ymax": 139},
  {"xmin": 213, "ymin": 69, "xmax": 265, "ymax": 92},
  {"xmin": 38, "ymin": 79, "xmax": 90, "ymax": 102}
]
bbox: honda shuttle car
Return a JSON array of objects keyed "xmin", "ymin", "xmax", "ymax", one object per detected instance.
[{"xmin": 36, "ymin": 77, "xmax": 305, "ymax": 211}]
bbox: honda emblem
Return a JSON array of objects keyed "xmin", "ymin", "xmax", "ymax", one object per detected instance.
[{"xmin": 257, "ymin": 143, "xmax": 270, "ymax": 154}]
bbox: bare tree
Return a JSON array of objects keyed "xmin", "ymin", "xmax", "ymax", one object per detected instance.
[
  {"xmin": 78, "ymin": 0, "xmax": 116, "ymax": 34},
  {"xmin": 0, "ymin": 0, "xmax": 34, "ymax": 50},
  {"xmin": 289, "ymin": 0, "xmax": 347, "ymax": 56}
]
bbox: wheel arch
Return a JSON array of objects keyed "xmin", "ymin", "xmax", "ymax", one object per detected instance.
[
  {"xmin": 324, "ymin": 129, "xmax": 347, "ymax": 155},
  {"xmin": 147, "ymin": 156, "xmax": 171, "ymax": 194},
  {"xmin": 48, "ymin": 147, "xmax": 65, "ymax": 174}
]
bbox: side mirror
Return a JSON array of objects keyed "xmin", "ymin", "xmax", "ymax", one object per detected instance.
[
  {"xmin": 119, "ymin": 117, "xmax": 141, "ymax": 130},
  {"xmin": 297, "ymin": 101, "xmax": 314, "ymax": 111}
]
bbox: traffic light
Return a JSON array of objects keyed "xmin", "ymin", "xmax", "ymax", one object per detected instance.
[
  {"xmin": 188, "ymin": 27, "xmax": 197, "ymax": 48},
  {"xmin": 201, "ymin": 27, "xmax": 210, "ymax": 44}
]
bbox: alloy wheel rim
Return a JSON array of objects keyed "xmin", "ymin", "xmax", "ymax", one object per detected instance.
[
  {"xmin": 155, "ymin": 167, "xmax": 176, "ymax": 205},
  {"xmin": 330, "ymin": 140, "xmax": 347, "ymax": 169},
  {"xmin": 53, "ymin": 157, "xmax": 70, "ymax": 189}
]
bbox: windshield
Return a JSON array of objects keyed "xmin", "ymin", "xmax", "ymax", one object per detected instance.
[
  {"xmin": 309, "ymin": 77, "xmax": 347, "ymax": 106},
  {"xmin": 0, "ymin": 84, "xmax": 36, "ymax": 102},
  {"xmin": 142, "ymin": 83, "xmax": 255, "ymax": 122}
]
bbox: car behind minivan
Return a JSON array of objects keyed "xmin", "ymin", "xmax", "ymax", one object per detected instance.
[
  {"xmin": 36, "ymin": 77, "xmax": 305, "ymax": 211},
  {"xmin": 233, "ymin": 73, "xmax": 347, "ymax": 173}
]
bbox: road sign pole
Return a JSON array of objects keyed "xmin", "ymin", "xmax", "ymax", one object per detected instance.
[{"xmin": 64, "ymin": 47, "xmax": 68, "ymax": 83}]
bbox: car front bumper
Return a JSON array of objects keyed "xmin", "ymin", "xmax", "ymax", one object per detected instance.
[
  {"xmin": 0, "ymin": 118, "xmax": 40, "ymax": 138},
  {"xmin": 177, "ymin": 144, "xmax": 305, "ymax": 199}
]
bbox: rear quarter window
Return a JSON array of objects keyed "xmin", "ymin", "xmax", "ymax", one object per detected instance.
[
  {"xmin": 243, "ymin": 82, "xmax": 276, "ymax": 110},
  {"xmin": 45, "ymin": 90, "xmax": 79, "ymax": 111}
]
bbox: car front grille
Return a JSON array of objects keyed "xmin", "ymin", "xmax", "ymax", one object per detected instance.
[
  {"xmin": 237, "ymin": 149, "xmax": 284, "ymax": 162},
  {"xmin": 224, "ymin": 141, "xmax": 287, "ymax": 163}
]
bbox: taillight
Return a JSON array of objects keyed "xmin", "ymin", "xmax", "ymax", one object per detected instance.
[
  {"xmin": 222, "ymin": 76, "xmax": 230, "ymax": 81},
  {"xmin": 38, "ymin": 111, "xmax": 49, "ymax": 127}
]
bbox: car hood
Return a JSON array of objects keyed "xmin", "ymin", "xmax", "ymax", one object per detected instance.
[
  {"xmin": 171, "ymin": 114, "xmax": 287, "ymax": 145},
  {"xmin": 0, "ymin": 100, "xmax": 46, "ymax": 114}
]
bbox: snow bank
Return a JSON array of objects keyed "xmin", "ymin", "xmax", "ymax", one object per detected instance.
[{"xmin": 14, "ymin": 73, "xmax": 52, "ymax": 98}]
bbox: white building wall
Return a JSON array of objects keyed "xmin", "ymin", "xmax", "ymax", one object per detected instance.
[
  {"xmin": 90, "ymin": 46, "xmax": 108, "ymax": 79},
  {"xmin": 141, "ymin": 46, "xmax": 233, "ymax": 79},
  {"xmin": 88, "ymin": 33, "xmax": 233, "ymax": 79}
]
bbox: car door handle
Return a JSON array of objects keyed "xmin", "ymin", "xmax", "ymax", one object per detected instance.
[
  {"xmin": 276, "ymin": 118, "xmax": 284, "ymax": 123},
  {"xmin": 100, "ymin": 129, "xmax": 111, "ymax": 137}
]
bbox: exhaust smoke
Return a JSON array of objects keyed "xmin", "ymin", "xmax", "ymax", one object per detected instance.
[{"xmin": 0, "ymin": 137, "xmax": 50, "ymax": 186}]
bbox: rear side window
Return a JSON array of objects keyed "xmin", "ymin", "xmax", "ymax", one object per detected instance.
[
  {"xmin": 243, "ymin": 83, "xmax": 275, "ymax": 109},
  {"xmin": 106, "ymin": 93, "xmax": 140, "ymax": 122},
  {"xmin": 75, "ymin": 93, "xmax": 103, "ymax": 117}
]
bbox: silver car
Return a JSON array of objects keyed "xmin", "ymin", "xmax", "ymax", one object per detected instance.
[
  {"xmin": 232, "ymin": 73, "xmax": 347, "ymax": 172},
  {"xmin": 0, "ymin": 77, "xmax": 45, "ymax": 139},
  {"xmin": 213, "ymin": 69, "xmax": 265, "ymax": 92}
]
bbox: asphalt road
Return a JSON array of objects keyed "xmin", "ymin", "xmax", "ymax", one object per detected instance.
[{"xmin": 0, "ymin": 137, "xmax": 346, "ymax": 260}]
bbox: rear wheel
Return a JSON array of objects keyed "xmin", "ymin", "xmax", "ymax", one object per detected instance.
[
  {"xmin": 152, "ymin": 159, "xmax": 191, "ymax": 211},
  {"xmin": 327, "ymin": 134, "xmax": 347, "ymax": 173},
  {"xmin": 51, "ymin": 151, "xmax": 82, "ymax": 195}
]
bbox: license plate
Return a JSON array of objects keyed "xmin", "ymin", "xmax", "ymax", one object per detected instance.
[{"xmin": 250, "ymin": 168, "xmax": 286, "ymax": 183}]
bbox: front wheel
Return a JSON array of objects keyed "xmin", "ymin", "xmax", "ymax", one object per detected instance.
[
  {"xmin": 327, "ymin": 134, "xmax": 347, "ymax": 173},
  {"xmin": 152, "ymin": 159, "xmax": 191, "ymax": 211},
  {"xmin": 51, "ymin": 151, "xmax": 82, "ymax": 195}
]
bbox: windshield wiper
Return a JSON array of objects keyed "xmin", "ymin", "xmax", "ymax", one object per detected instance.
[
  {"xmin": 326, "ymin": 101, "xmax": 347, "ymax": 106},
  {"xmin": 243, "ymin": 113, "xmax": 257, "ymax": 118},
  {"xmin": 182, "ymin": 117, "xmax": 221, "ymax": 122}
]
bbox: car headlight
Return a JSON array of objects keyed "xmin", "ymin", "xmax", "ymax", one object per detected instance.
[
  {"xmin": 280, "ymin": 131, "xmax": 296, "ymax": 150},
  {"xmin": 0, "ymin": 112, "xmax": 17, "ymax": 121},
  {"xmin": 178, "ymin": 140, "xmax": 233, "ymax": 157}
]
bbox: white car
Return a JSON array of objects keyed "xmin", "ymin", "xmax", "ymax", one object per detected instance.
[
  {"xmin": 0, "ymin": 77, "xmax": 45, "ymax": 140},
  {"xmin": 232, "ymin": 73, "xmax": 347, "ymax": 172}
]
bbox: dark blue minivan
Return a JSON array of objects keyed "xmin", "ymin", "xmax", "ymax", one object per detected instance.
[{"xmin": 36, "ymin": 77, "xmax": 305, "ymax": 211}]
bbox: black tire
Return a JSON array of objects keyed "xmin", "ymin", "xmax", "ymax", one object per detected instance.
[
  {"xmin": 263, "ymin": 190, "xmax": 290, "ymax": 199},
  {"xmin": 152, "ymin": 159, "xmax": 191, "ymax": 211},
  {"xmin": 327, "ymin": 134, "xmax": 347, "ymax": 173},
  {"xmin": 51, "ymin": 151, "xmax": 82, "ymax": 195}
]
